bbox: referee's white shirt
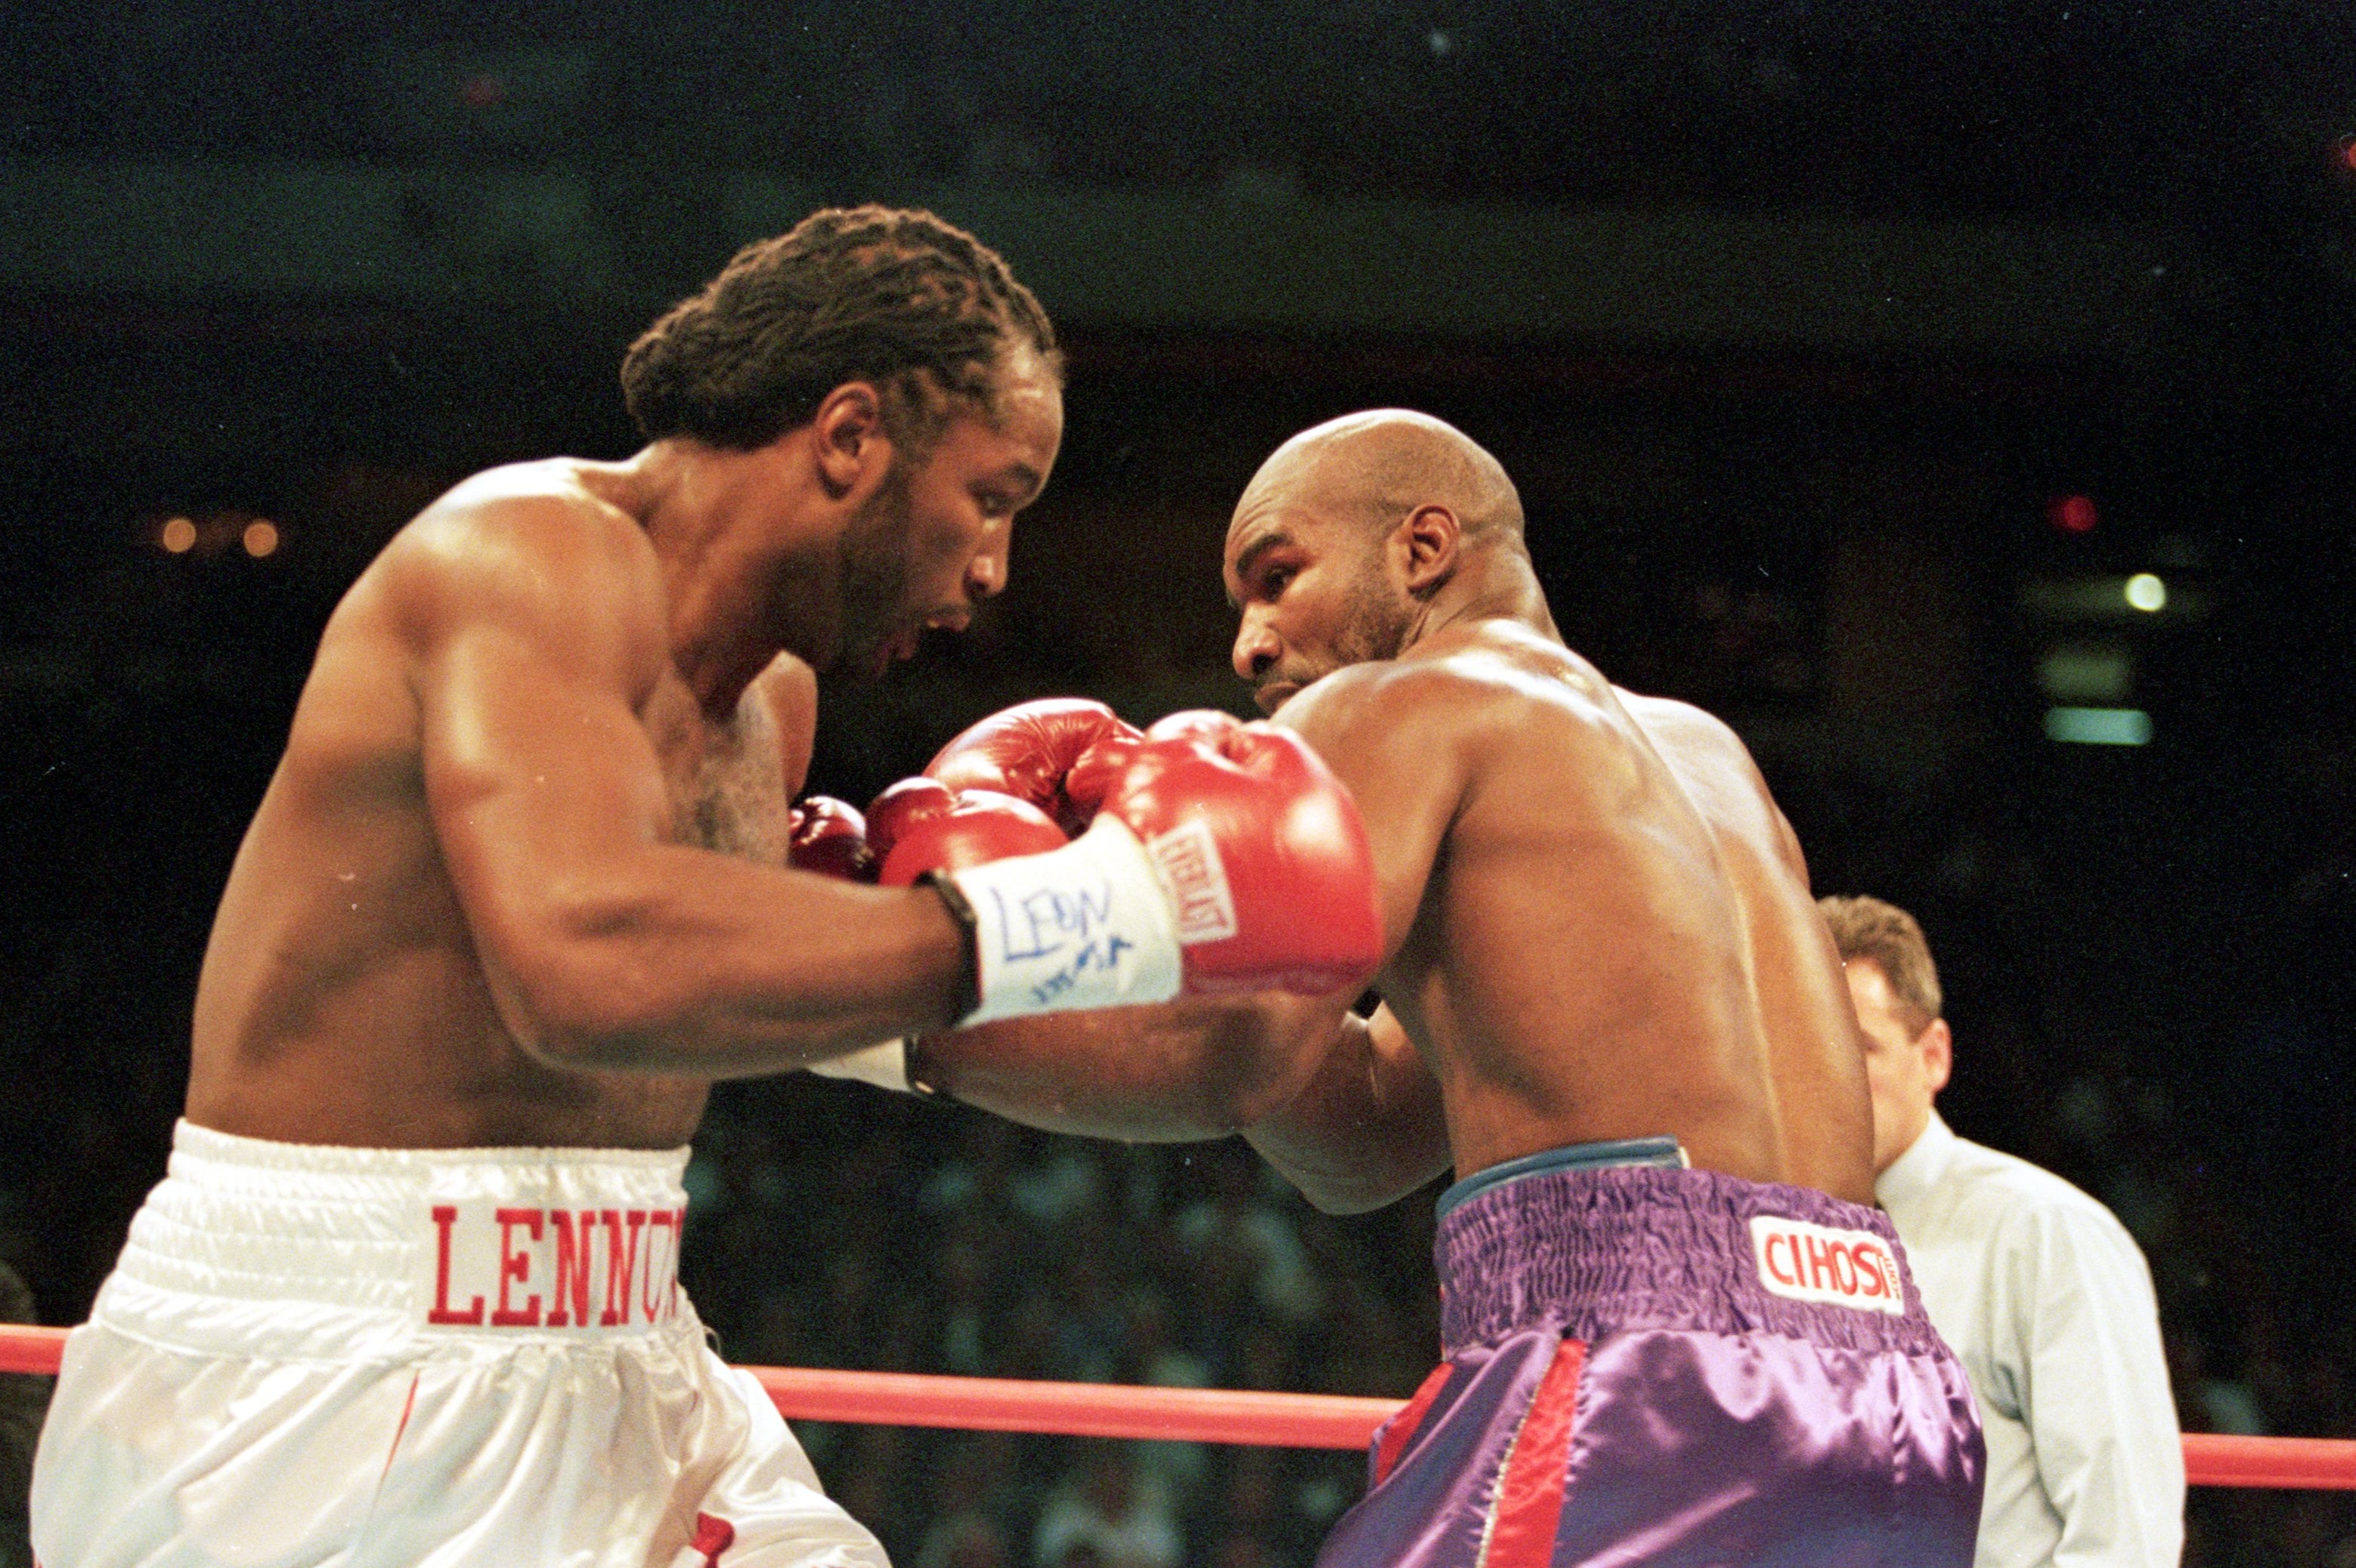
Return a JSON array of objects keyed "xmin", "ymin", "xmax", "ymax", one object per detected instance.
[{"xmin": 1877, "ymin": 1110, "xmax": 2186, "ymax": 1568}]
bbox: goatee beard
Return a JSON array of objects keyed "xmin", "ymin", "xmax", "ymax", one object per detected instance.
[{"xmin": 830, "ymin": 471, "xmax": 913, "ymax": 687}]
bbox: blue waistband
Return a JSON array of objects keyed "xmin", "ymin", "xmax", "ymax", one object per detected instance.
[{"xmin": 1435, "ymin": 1136, "xmax": 1689, "ymax": 1222}]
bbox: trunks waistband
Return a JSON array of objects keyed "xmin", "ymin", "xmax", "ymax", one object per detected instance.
[
  {"xmin": 1435, "ymin": 1160, "xmax": 1946, "ymax": 1359},
  {"xmin": 1435, "ymin": 1135, "xmax": 1689, "ymax": 1221},
  {"xmin": 97, "ymin": 1120, "xmax": 696, "ymax": 1355}
]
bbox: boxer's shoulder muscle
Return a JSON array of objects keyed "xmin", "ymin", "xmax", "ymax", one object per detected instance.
[
  {"xmin": 367, "ymin": 460, "xmax": 669, "ymax": 704},
  {"xmin": 1276, "ymin": 650, "xmax": 1559, "ymax": 949},
  {"xmin": 1277, "ymin": 659, "xmax": 1485, "ymax": 822},
  {"xmin": 1283, "ymin": 645, "xmax": 1518, "ymax": 767},
  {"xmin": 1617, "ymin": 688, "xmax": 1807, "ymax": 876}
]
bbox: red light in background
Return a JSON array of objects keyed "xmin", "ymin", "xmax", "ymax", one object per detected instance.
[
  {"xmin": 2342, "ymin": 139, "xmax": 2356, "ymax": 175},
  {"xmin": 2047, "ymin": 494, "xmax": 2099, "ymax": 534},
  {"xmin": 461, "ymin": 74, "xmax": 506, "ymax": 110}
]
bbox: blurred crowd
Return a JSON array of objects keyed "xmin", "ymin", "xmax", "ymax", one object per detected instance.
[{"xmin": 678, "ymin": 1081, "xmax": 1439, "ymax": 1568}]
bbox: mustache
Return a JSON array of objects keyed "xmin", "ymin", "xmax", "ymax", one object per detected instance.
[
  {"xmin": 1251, "ymin": 668, "xmax": 1317, "ymax": 713},
  {"xmin": 1253, "ymin": 662, "xmax": 1319, "ymax": 694}
]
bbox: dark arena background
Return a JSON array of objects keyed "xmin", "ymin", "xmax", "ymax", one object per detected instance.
[{"xmin": 2, "ymin": 5, "xmax": 2354, "ymax": 1565}]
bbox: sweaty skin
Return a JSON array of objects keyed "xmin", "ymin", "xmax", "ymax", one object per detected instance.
[
  {"xmin": 915, "ymin": 410, "xmax": 1873, "ymax": 1209},
  {"xmin": 185, "ymin": 361, "xmax": 1062, "ymax": 1150}
]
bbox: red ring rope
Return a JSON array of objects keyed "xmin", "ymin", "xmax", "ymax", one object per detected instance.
[{"xmin": 2, "ymin": 1322, "xmax": 2348, "ymax": 1489}]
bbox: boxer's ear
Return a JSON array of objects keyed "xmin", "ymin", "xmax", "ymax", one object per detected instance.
[
  {"xmin": 1396, "ymin": 503, "xmax": 1463, "ymax": 595},
  {"xmin": 810, "ymin": 381, "xmax": 892, "ymax": 498}
]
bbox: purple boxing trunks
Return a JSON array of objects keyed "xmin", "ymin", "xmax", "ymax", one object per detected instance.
[{"xmin": 1317, "ymin": 1142, "xmax": 1983, "ymax": 1568}]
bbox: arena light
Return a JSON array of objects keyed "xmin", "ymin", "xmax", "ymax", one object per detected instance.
[
  {"xmin": 2045, "ymin": 707, "xmax": 2152, "ymax": 746},
  {"xmin": 2020, "ymin": 574, "xmax": 2203, "ymax": 623},
  {"xmin": 2045, "ymin": 494, "xmax": 2099, "ymax": 535},
  {"xmin": 159, "ymin": 517, "xmax": 197, "ymax": 554},
  {"xmin": 2036, "ymin": 645, "xmax": 2133, "ymax": 704},
  {"xmin": 243, "ymin": 520, "xmax": 280, "ymax": 558}
]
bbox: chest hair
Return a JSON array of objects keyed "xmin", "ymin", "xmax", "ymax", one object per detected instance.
[{"xmin": 673, "ymin": 694, "xmax": 792, "ymax": 864}]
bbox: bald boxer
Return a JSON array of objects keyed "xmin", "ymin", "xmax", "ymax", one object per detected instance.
[
  {"xmin": 29, "ymin": 210, "xmax": 1381, "ymax": 1568},
  {"xmin": 878, "ymin": 413, "xmax": 1985, "ymax": 1566}
]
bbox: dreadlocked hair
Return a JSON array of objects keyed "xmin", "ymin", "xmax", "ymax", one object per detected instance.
[{"xmin": 621, "ymin": 206, "xmax": 1060, "ymax": 456}]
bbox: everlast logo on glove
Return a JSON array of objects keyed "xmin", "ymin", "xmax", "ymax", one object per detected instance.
[
  {"xmin": 1749, "ymin": 1216, "xmax": 1906, "ymax": 1316},
  {"xmin": 420, "ymin": 1198, "xmax": 687, "ymax": 1331},
  {"xmin": 1147, "ymin": 821, "xmax": 1239, "ymax": 945}
]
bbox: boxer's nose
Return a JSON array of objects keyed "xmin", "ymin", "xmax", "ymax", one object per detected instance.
[{"xmin": 1233, "ymin": 614, "xmax": 1280, "ymax": 682}]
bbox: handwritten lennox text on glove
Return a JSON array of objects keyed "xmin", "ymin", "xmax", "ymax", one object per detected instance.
[{"xmin": 985, "ymin": 878, "xmax": 1141, "ymax": 1007}]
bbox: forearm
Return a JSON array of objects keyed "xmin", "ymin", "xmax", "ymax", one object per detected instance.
[
  {"xmin": 912, "ymin": 1000, "xmax": 1311, "ymax": 1142},
  {"xmin": 491, "ymin": 846, "xmax": 972, "ymax": 1077},
  {"xmin": 1244, "ymin": 1010, "xmax": 1452, "ymax": 1214}
]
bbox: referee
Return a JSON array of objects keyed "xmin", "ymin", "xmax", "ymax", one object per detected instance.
[{"xmin": 1822, "ymin": 895, "xmax": 2185, "ymax": 1568}]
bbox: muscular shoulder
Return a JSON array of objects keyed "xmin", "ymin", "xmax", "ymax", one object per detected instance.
[
  {"xmin": 370, "ymin": 461, "xmax": 670, "ymax": 698},
  {"xmin": 1620, "ymin": 691, "xmax": 1776, "ymax": 801},
  {"xmin": 1283, "ymin": 626, "xmax": 1608, "ymax": 756},
  {"xmin": 1618, "ymin": 687, "xmax": 1808, "ymax": 859},
  {"xmin": 1618, "ymin": 688, "xmax": 1744, "ymax": 753}
]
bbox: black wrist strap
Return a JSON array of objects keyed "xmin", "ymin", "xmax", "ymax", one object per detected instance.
[{"xmin": 919, "ymin": 870, "xmax": 983, "ymax": 1025}]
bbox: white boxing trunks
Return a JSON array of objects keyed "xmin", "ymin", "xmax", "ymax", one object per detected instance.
[{"xmin": 29, "ymin": 1121, "xmax": 885, "ymax": 1568}]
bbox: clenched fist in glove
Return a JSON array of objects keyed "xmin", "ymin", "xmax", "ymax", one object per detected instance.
[
  {"xmin": 895, "ymin": 710, "xmax": 1385, "ymax": 1022},
  {"xmin": 865, "ymin": 778, "xmax": 1066, "ymax": 886},
  {"xmin": 922, "ymin": 698, "xmax": 1144, "ymax": 836},
  {"xmin": 785, "ymin": 796, "xmax": 877, "ymax": 882}
]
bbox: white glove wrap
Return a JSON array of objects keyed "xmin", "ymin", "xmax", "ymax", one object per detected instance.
[
  {"xmin": 806, "ymin": 1038, "xmax": 914, "ymax": 1093},
  {"xmin": 946, "ymin": 815, "xmax": 1185, "ymax": 1024}
]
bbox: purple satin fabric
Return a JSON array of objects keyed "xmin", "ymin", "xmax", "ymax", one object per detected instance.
[{"xmin": 1317, "ymin": 1165, "xmax": 1984, "ymax": 1568}]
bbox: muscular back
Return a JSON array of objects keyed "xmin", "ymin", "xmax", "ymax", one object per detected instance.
[
  {"xmin": 1290, "ymin": 620, "xmax": 1874, "ymax": 1204},
  {"xmin": 185, "ymin": 460, "xmax": 816, "ymax": 1150}
]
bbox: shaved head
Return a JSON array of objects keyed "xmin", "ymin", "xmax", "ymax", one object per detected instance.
[
  {"xmin": 1224, "ymin": 410, "xmax": 1536, "ymax": 712},
  {"xmin": 1233, "ymin": 409, "xmax": 1525, "ymax": 550}
]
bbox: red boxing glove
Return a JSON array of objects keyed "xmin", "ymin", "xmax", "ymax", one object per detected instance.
[
  {"xmin": 934, "ymin": 710, "xmax": 1384, "ymax": 1022},
  {"xmin": 865, "ymin": 778, "xmax": 958, "ymax": 871},
  {"xmin": 924, "ymin": 698, "xmax": 1145, "ymax": 836},
  {"xmin": 872, "ymin": 787, "xmax": 1067, "ymax": 887},
  {"xmin": 786, "ymin": 796, "xmax": 877, "ymax": 882},
  {"xmin": 1102, "ymin": 712, "xmax": 1384, "ymax": 997}
]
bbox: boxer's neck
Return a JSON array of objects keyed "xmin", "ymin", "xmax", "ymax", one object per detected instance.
[
  {"xmin": 605, "ymin": 438, "xmax": 849, "ymax": 718},
  {"xmin": 1399, "ymin": 541, "xmax": 1561, "ymax": 655}
]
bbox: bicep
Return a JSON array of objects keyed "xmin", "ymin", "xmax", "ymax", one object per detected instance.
[
  {"xmin": 1246, "ymin": 1002, "xmax": 1451, "ymax": 1214},
  {"xmin": 411, "ymin": 533, "xmax": 673, "ymax": 963}
]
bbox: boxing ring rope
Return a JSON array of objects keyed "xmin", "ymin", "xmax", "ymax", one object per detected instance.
[{"xmin": 0, "ymin": 1322, "xmax": 2348, "ymax": 1490}]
